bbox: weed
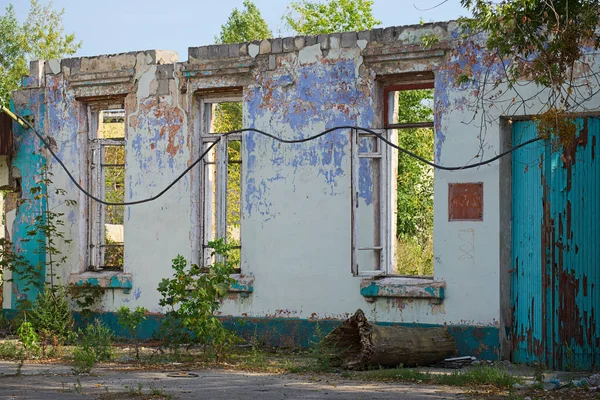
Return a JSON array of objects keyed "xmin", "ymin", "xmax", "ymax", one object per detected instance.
[
  {"xmin": 79, "ymin": 319, "xmax": 113, "ymax": 361},
  {"xmin": 71, "ymin": 346, "xmax": 96, "ymax": 374},
  {"xmin": 17, "ymin": 320, "xmax": 40, "ymax": 357},
  {"xmin": 345, "ymin": 364, "xmax": 522, "ymax": 388},
  {"xmin": 29, "ymin": 284, "xmax": 73, "ymax": 355},
  {"xmin": 307, "ymin": 322, "xmax": 338, "ymax": 372},
  {"xmin": 157, "ymin": 240, "xmax": 238, "ymax": 360},
  {"xmin": 126, "ymin": 383, "xmax": 144, "ymax": 396},
  {"xmin": 148, "ymin": 384, "xmax": 172, "ymax": 398},
  {"xmin": 73, "ymin": 378, "xmax": 83, "ymax": 393},
  {"xmin": 0, "ymin": 340, "xmax": 20, "ymax": 359},
  {"xmin": 117, "ymin": 306, "xmax": 147, "ymax": 360}
]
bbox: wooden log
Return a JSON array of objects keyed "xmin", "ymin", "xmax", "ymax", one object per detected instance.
[{"xmin": 323, "ymin": 309, "xmax": 457, "ymax": 369}]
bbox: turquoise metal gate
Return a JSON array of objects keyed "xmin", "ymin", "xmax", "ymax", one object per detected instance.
[{"xmin": 512, "ymin": 117, "xmax": 600, "ymax": 370}]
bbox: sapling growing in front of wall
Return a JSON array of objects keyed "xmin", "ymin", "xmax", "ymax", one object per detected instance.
[
  {"xmin": 157, "ymin": 239, "xmax": 238, "ymax": 360},
  {"xmin": 116, "ymin": 306, "xmax": 147, "ymax": 360}
]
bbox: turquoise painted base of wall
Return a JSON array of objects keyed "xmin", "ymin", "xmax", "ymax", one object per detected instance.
[{"xmin": 2, "ymin": 309, "xmax": 499, "ymax": 360}]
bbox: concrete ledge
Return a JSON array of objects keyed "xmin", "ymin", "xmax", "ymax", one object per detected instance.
[
  {"xmin": 360, "ymin": 277, "xmax": 445, "ymax": 303},
  {"xmin": 68, "ymin": 271, "xmax": 133, "ymax": 294},
  {"xmin": 229, "ymin": 274, "xmax": 254, "ymax": 296}
]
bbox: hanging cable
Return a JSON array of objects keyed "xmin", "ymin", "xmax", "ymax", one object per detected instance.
[{"xmin": 1, "ymin": 106, "xmax": 540, "ymax": 206}]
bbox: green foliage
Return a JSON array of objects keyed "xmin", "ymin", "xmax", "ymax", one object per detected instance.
[
  {"xmin": 78, "ymin": 319, "xmax": 113, "ymax": 362},
  {"xmin": 420, "ymin": 33, "xmax": 440, "ymax": 49},
  {"xmin": 285, "ymin": 0, "xmax": 380, "ymax": 35},
  {"xmin": 460, "ymin": 0, "xmax": 599, "ymax": 90},
  {"xmin": 71, "ymin": 346, "xmax": 95, "ymax": 374},
  {"xmin": 29, "ymin": 284, "xmax": 73, "ymax": 352},
  {"xmin": 0, "ymin": 340, "xmax": 20, "ymax": 359},
  {"xmin": 394, "ymin": 90, "xmax": 434, "ymax": 275},
  {"xmin": 216, "ymin": 0, "xmax": 271, "ymax": 44},
  {"xmin": 0, "ymin": 0, "xmax": 81, "ymax": 106},
  {"xmin": 396, "ymin": 236, "xmax": 433, "ymax": 276},
  {"xmin": 17, "ymin": 320, "xmax": 40, "ymax": 357},
  {"xmin": 157, "ymin": 239, "xmax": 236, "ymax": 359},
  {"xmin": 344, "ymin": 364, "xmax": 522, "ymax": 388},
  {"xmin": 116, "ymin": 306, "xmax": 147, "ymax": 359}
]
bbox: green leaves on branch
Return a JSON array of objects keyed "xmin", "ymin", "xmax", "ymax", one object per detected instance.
[
  {"xmin": 0, "ymin": 0, "xmax": 81, "ymax": 106},
  {"xmin": 285, "ymin": 0, "xmax": 380, "ymax": 35},
  {"xmin": 216, "ymin": 0, "xmax": 271, "ymax": 44},
  {"xmin": 157, "ymin": 239, "xmax": 237, "ymax": 358},
  {"xmin": 459, "ymin": 0, "xmax": 599, "ymax": 89}
]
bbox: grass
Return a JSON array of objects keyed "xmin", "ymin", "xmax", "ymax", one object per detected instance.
[
  {"xmin": 396, "ymin": 235, "xmax": 433, "ymax": 276},
  {"xmin": 342, "ymin": 365, "xmax": 523, "ymax": 388}
]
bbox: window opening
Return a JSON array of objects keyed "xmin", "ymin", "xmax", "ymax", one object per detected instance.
[
  {"xmin": 89, "ymin": 107, "xmax": 125, "ymax": 271},
  {"xmin": 200, "ymin": 97, "xmax": 242, "ymax": 272},
  {"xmin": 386, "ymin": 83, "xmax": 434, "ymax": 276}
]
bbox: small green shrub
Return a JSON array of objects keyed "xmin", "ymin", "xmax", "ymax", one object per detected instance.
[
  {"xmin": 17, "ymin": 320, "xmax": 40, "ymax": 357},
  {"xmin": 29, "ymin": 285, "xmax": 73, "ymax": 351},
  {"xmin": 0, "ymin": 340, "xmax": 20, "ymax": 359},
  {"xmin": 116, "ymin": 306, "xmax": 147, "ymax": 359},
  {"xmin": 79, "ymin": 319, "xmax": 113, "ymax": 362},
  {"xmin": 157, "ymin": 239, "xmax": 237, "ymax": 360},
  {"xmin": 71, "ymin": 346, "xmax": 95, "ymax": 374}
]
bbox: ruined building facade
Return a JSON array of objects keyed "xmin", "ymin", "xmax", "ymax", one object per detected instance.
[{"xmin": 3, "ymin": 21, "xmax": 600, "ymax": 369}]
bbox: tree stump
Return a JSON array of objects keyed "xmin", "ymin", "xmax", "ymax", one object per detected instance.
[{"xmin": 322, "ymin": 309, "xmax": 457, "ymax": 369}]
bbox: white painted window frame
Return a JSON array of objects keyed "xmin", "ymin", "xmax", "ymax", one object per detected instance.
[
  {"xmin": 87, "ymin": 104, "xmax": 126, "ymax": 271},
  {"xmin": 350, "ymin": 127, "xmax": 397, "ymax": 277},
  {"xmin": 198, "ymin": 95, "xmax": 243, "ymax": 268}
]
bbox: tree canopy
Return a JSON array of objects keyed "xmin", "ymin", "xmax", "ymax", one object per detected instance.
[
  {"xmin": 0, "ymin": 0, "xmax": 81, "ymax": 106},
  {"xmin": 458, "ymin": 0, "xmax": 600, "ymax": 140},
  {"xmin": 284, "ymin": 0, "xmax": 380, "ymax": 35},
  {"xmin": 216, "ymin": 0, "xmax": 271, "ymax": 44}
]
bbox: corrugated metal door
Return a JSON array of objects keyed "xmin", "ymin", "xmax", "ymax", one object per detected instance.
[{"xmin": 512, "ymin": 117, "xmax": 600, "ymax": 370}]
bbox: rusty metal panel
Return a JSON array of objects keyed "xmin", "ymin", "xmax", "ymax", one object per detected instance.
[
  {"xmin": 448, "ymin": 182, "xmax": 483, "ymax": 221},
  {"xmin": 0, "ymin": 111, "xmax": 14, "ymax": 156},
  {"xmin": 511, "ymin": 120, "xmax": 547, "ymax": 366},
  {"xmin": 512, "ymin": 117, "xmax": 600, "ymax": 371}
]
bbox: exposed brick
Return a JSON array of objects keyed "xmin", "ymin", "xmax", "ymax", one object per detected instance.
[
  {"xmin": 218, "ymin": 44, "xmax": 229, "ymax": 58},
  {"xmin": 329, "ymin": 33, "xmax": 341, "ymax": 49},
  {"xmin": 60, "ymin": 58, "xmax": 81, "ymax": 73},
  {"xmin": 382, "ymin": 27, "xmax": 395, "ymax": 44},
  {"xmin": 259, "ymin": 39, "xmax": 272, "ymax": 54},
  {"xmin": 269, "ymin": 54, "xmax": 277, "ymax": 70},
  {"xmin": 357, "ymin": 30, "xmax": 371, "ymax": 42},
  {"xmin": 318, "ymin": 34, "xmax": 329, "ymax": 50},
  {"xmin": 341, "ymin": 32, "xmax": 357, "ymax": 48},
  {"xmin": 189, "ymin": 46, "xmax": 208, "ymax": 61},
  {"xmin": 282, "ymin": 37, "xmax": 294, "ymax": 52},
  {"xmin": 208, "ymin": 45, "xmax": 220, "ymax": 59},
  {"xmin": 305, "ymin": 35, "xmax": 317, "ymax": 47},
  {"xmin": 239, "ymin": 43, "xmax": 248, "ymax": 56},
  {"xmin": 271, "ymin": 38, "xmax": 283, "ymax": 53},
  {"xmin": 371, "ymin": 28, "xmax": 383, "ymax": 43},
  {"xmin": 156, "ymin": 64, "xmax": 174, "ymax": 79},
  {"xmin": 294, "ymin": 36, "xmax": 305, "ymax": 50},
  {"xmin": 228, "ymin": 44, "xmax": 239, "ymax": 58}
]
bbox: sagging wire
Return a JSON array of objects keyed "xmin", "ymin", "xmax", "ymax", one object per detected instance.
[{"xmin": 1, "ymin": 106, "xmax": 540, "ymax": 207}]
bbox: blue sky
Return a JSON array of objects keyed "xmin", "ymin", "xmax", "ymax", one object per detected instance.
[{"xmin": 2, "ymin": 0, "xmax": 468, "ymax": 60}]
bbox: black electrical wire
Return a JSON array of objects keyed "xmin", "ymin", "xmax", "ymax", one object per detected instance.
[{"xmin": 10, "ymin": 110, "xmax": 540, "ymax": 206}]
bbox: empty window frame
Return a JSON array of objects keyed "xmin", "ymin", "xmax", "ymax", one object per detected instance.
[
  {"xmin": 88, "ymin": 106, "xmax": 125, "ymax": 271},
  {"xmin": 199, "ymin": 95, "xmax": 243, "ymax": 271},
  {"xmin": 386, "ymin": 81, "xmax": 435, "ymax": 276},
  {"xmin": 351, "ymin": 80, "xmax": 435, "ymax": 277}
]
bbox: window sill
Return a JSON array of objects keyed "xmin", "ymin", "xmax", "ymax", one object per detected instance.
[
  {"xmin": 68, "ymin": 271, "xmax": 133, "ymax": 294},
  {"xmin": 360, "ymin": 277, "xmax": 445, "ymax": 304},
  {"xmin": 229, "ymin": 274, "xmax": 254, "ymax": 297}
]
